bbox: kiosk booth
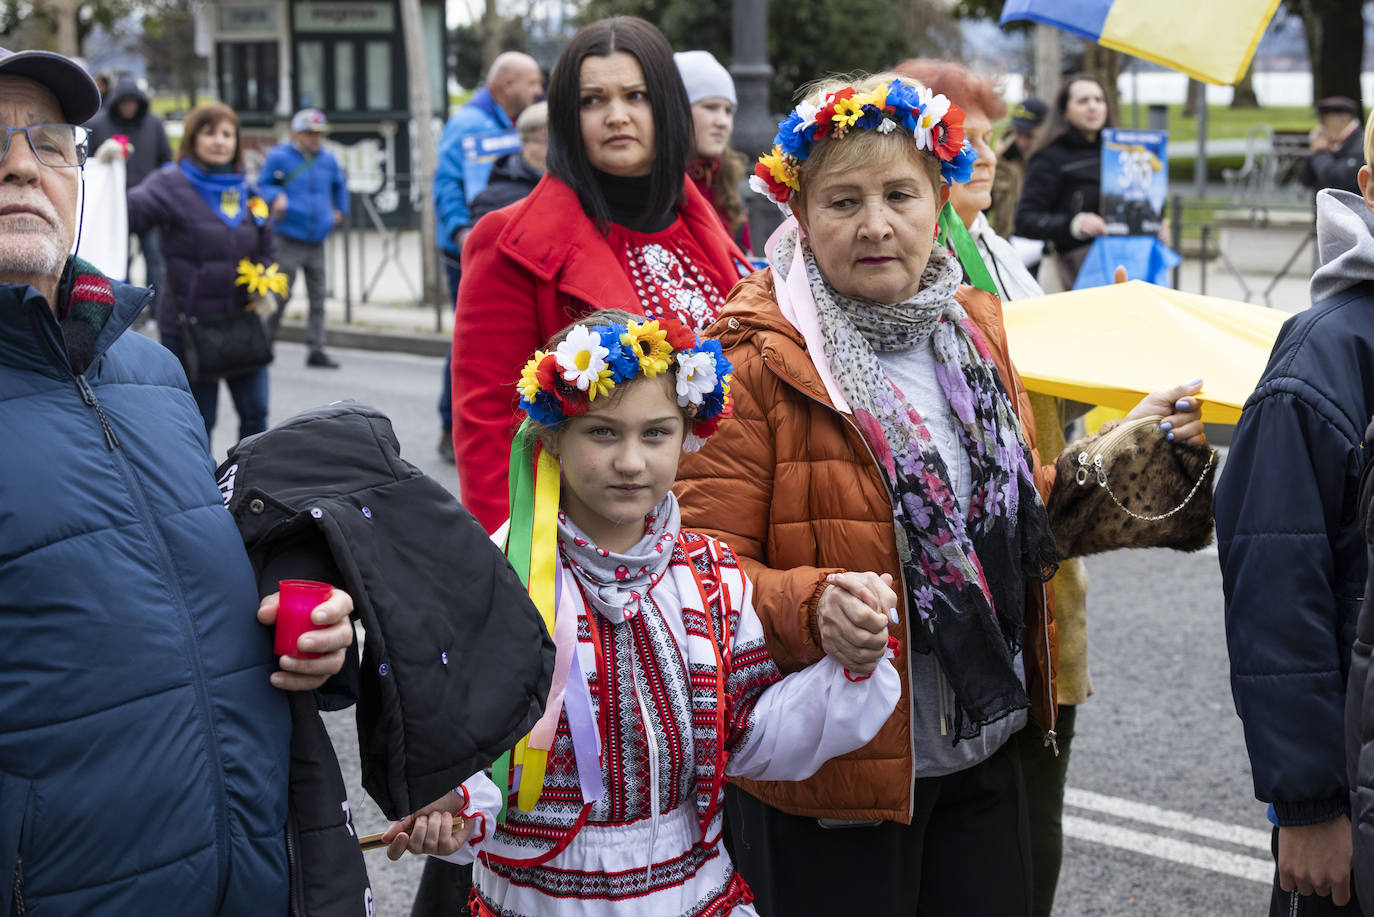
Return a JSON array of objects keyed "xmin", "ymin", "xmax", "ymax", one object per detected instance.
[{"xmin": 207, "ymin": 0, "xmax": 447, "ymax": 225}]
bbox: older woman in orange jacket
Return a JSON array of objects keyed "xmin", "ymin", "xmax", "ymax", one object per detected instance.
[{"xmin": 676, "ymin": 70, "xmax": 1204, "ymax": 915}]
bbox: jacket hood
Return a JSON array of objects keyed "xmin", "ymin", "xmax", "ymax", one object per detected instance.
[
  {"xmin": 106, "ymin": 76, "xmax": 149, "ymax": 121},
  {"xmin": 1311, "ymin": 189, "xmax": 1374, "ymax": 302},
  {"xmin": 490, "ymin": 150, "xmax": 542, "ymax": 184}
]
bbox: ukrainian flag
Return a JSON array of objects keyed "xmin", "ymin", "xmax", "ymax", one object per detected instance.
[{"xmin": 1000, "ymin": 0, "xmax": 1281, "ymax": 85}]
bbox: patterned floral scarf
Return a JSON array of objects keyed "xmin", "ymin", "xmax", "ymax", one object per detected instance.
[
  {"xmin": 556, "ymin": 493, "xmax": 680, "ymax": 624},
  {"xmin": 782, "ymin": 229, "xmax": 1055, "ymax": 739}
]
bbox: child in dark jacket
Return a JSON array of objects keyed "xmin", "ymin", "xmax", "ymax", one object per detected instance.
[{"xmin": 1220, "ymin": 107, "xmax": 1374, "ymax": 915}]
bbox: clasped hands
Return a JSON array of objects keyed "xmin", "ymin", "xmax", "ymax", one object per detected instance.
[{"xmin": 817, "ymin": 571, "xmax": 897, "ymax": 674}]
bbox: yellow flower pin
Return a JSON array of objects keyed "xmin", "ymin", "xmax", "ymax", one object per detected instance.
[
  {"xmin": 235, "ymin": 259, "xmax": 290, "ymax": 299},
  {"xmin": 249, "ymin": 196, "xmax": 269, "ymax": 221}
]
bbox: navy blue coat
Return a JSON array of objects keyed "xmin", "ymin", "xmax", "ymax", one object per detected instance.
[
  {"xmin": 1217, "ymin": 280, "xmax": 1374, "ymax": 827},
  {"xmin": 0, "ymin": 272, "xmax": 291, "ymax": 913}
]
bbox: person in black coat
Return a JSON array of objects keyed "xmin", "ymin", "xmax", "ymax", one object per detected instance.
[
  {"xmin": 467, "ymin": 101, "xmax": 547, "ymax": 232},
  {"xmin": 1302, "ymin": 96, "xmax": 1365, "ymax": 196},
  {"xmin": 1221, "ymin": 112, "xmax": 1374, "ymax": 915},
  {"xmin": 1014, "ymin": 74, "xmax": 1111, "ymax": 290}
]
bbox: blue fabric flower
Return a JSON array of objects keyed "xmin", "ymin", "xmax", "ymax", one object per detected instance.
[
  {"xmin": 595, "ymin": 325, "xmax": 640, "ymax": 380},
  {"xmin": 774, "ymin": 112, "xmax": 808, "ymax": 157},
  {"xmin": 941, "ymin": 143, "xmax": 977, "ymax": 185},
  {"xmin": 523, "ymin": 392, "xmax": 563, "ymax": 428}
]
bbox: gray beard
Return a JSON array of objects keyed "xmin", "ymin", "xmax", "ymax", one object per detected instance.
[{"xmin": 0, "ymin": 231, "xmax": 68, "ymax": 286}]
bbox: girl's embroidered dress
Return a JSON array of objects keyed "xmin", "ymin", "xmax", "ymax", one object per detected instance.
[{"xmin": 445, "ymin": 495, "xmax": 899, "ymax": 917}]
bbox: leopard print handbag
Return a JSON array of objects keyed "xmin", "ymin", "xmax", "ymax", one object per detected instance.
[{"xmin": 1046, "ymin": 415, "xmax": 1217, "ymax": 560}]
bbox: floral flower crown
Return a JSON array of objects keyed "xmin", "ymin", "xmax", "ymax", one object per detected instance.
[
  {"xmin": 517, "ymin": 316, "xmax": 733, "ymax": 452},
  {"xmin": 750, "ymin": 79, "xmax": 978, "ymax": 207}
]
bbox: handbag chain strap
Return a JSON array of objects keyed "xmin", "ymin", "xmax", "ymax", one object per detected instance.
[{"xmin": 1074, "ymin": 447, "xmax": 1217, "ymax": 522}]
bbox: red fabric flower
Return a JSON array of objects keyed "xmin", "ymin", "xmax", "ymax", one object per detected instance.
[
  {"xmin": 536, "ymin": 353, "xmax": 559, "ymax": 391},
  {"xmin": 692, "ymin": 416, "xmax": 720, "ymax": 439},
  {"xmin": 934, "ymin": 101, "xmax": 966, "ymax": 162},
  {"xmin": 658, "ymin": 316, "xmax": 698, "ymax": 352}
]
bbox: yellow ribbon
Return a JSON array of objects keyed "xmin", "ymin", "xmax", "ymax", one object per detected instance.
[
  {"xmin": 516, "ymin": 449, "xmax": 562, "ymax": 811},
  {"xmin": 235, "ymin": 258, "xmax": 290, "ymax": 299}
]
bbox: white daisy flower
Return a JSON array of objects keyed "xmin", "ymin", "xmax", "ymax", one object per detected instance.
[
  {"xmin": 919, "ymin": 89, "xmax": 950, "ymax": 129},
  {"xmin": 748, "ymin": 174, "xmax": 773, "ymax": 198},
  {"xmin": 555, "ymin": 324, "xmax": 610, "ymax": 391},
  {"xmin": 795, "ymin": 100, "xmax": 821, "ymax": 131},
  {"xmin": 675, "ymin": 351, "xmax": 718, "ymax": 407}
]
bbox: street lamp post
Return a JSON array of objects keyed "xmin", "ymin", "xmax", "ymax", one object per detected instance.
[{"xmin": 732, "ymin": 0, "xmax": 779, "ymax": 251}]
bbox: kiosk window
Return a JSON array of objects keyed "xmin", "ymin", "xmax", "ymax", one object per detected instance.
[
  {"xmin": 217, "ymin": 41, "xmax": 278, "ymax": 113},
  {"xmin": 298, "ymin": 41, "xmax": 325, "ymax": 109},
  {"xmin": 335, "ymin": 43, "xmax": 356, "ymax": 111},
  {"xmin": 366, "ymin": 41, "xmax": 392, "ymax": 110}
]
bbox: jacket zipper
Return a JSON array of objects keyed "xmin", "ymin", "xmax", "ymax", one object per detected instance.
[
  {"xmin": 285, "ymin": 810, "xmax": 303, "ymax": 917},
  {"xmin": 76, "ymin": 376, "xmax": 119, "ymax": 450},
  {"xmin": 761, "ymin": 354, "xmax": 920, "ymax": 821}
]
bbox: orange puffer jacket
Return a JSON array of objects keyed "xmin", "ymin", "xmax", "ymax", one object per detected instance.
[{"xmin": 676, "ymin": 269, "xmax": 1057, "ymax": 823}]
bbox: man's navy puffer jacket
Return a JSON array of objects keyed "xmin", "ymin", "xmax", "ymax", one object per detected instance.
[{"xmin": 0, "ymin": 273, "xmax": 290, "ymax": 914}]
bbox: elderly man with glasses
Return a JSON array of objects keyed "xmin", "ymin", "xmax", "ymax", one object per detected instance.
[{"xmin": 0, "ymin": 48, "xmax": 356, "ymax": 914}]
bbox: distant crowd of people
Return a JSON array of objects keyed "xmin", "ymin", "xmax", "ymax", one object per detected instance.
[{"xmin": 8, "ymin": 19, "xmax": 1374, "ymax": 917}]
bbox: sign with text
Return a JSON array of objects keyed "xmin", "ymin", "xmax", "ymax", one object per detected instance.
[
  {"xmin": 217, "ymin": 3, "xmax": 276, "ymax": 34},
  {"xmin": 460, "ymin": 128, "xmax": 521, "ymax": 204},
  {"xmin": 295, "ymin": 2, "xmax": 394, "ymax": 32},
  {"xmin": 1100, "ymin": 128, "xmax": 1168, "ymax": 237}
]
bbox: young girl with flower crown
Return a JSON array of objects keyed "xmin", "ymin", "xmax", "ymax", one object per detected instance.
[{"xmin": 381, "ymin": 309, "xmax": 900, "ymax": 917}]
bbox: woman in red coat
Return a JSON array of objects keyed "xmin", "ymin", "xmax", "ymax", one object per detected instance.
[{"xmin": 452, "ymin": 15, "xmax": 750, "ymax": 532}]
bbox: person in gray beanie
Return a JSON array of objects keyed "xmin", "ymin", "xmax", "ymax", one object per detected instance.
[{"xmin": 674, "ymin": 50, "xmax": 751, "ymax": 253}]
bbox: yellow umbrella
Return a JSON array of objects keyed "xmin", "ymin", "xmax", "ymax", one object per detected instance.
[{"xmin": 1002, "ymin": 280, "xmax": 1289, "ymax": 425}]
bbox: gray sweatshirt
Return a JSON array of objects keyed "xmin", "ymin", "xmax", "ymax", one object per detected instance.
[{"xmin": 1311, "ymin": 188, "xmax": 1374, "ymax": 304}]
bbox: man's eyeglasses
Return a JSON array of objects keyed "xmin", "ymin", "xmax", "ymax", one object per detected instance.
[{"xmin": 0, "ymin": 124, "xmax": 89, "ymax": 168}]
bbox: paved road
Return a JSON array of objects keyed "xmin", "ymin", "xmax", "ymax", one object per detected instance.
[{"xmin": 208, "ymin": 343, "xmax": 1273, "ymax": 916}]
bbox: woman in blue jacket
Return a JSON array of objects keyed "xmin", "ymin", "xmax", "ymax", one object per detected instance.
[{"xmin": 129, "ymin": 101, "xmax": 274, "ymax": 441}]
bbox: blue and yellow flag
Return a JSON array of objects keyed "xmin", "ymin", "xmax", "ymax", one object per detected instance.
[{"xmin": 1000, "ymin": 0, "xmax": 1280, "ymax": 86}]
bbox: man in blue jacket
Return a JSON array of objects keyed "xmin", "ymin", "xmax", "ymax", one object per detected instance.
[
  {"xmin": 433, "ymin": 51, "xmax": 541, "ymax": 462},
  {"xmin": 0, "ymin": 48, "xmax": 354, "ymax": 914},
  {"xmin": 1217, "ymin": 110, "xmax": 1374, "ymax": 917},
  {"xmin": 258, "ymin": 107, "xmax": 350, "ymax": 368}
]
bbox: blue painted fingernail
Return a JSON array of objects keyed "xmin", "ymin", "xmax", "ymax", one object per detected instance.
[
  {"xmin": 1190, "ymin": 377, "xmax": 1202, "ymax": 386},
  {"xmin": 1159, "ymin": 421, "xmax": 1172, "ymax": 431},
  {"xmin": 1175, "ymin": 400, "xmax": 1190, "ymax": 410},
  {"xmin": 1166, "ymin": 431, "xmax": 1175, "ymax": 441}
]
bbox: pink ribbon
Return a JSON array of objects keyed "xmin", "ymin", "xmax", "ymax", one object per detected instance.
[{"xmin": 527, "ymin": 563, "xmax": 604, "ymax": 804}]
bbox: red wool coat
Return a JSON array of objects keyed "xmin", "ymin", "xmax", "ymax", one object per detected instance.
[{"xmin": 452, "ymin": 173, "xmax": 748, "ymax": 533}]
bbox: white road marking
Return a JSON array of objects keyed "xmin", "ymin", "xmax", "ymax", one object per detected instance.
[
  {"xmin": 1065, "ymin": 787, "xmax": 1270, "ymax": 851},
  {"xmin": 1063, "ymin": 815, "xmax": 1272, "ymax": 884}
]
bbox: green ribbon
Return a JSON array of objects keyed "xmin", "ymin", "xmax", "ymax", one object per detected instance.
[
  {"xmin": 491, "ymin": 422, "xmax": 539, "ymax": 824},
  {"xmin": 937, "ymin": 201, "xmax": 998, "ymax": 297}
]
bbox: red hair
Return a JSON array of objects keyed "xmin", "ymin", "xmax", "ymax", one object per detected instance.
[{"xmin": 893, "ymin": 58, "xmax": 1007, "ymax": 122}]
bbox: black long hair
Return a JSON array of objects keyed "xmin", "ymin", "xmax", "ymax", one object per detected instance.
[
  {"xmin": 1030, "ymin": 72, "xmax": 1115, "ymax": 157},
  {"xmin": 545, "ymin": 16, "xmax": 692, "ymax": 230}
]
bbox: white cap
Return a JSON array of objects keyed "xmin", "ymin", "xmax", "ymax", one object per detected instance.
[{"xmin": 673, "ymin": 50, "xmax": 736, "ymax": 107}]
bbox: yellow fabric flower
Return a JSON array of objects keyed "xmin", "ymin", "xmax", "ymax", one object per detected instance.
[
  {"xmin": 235, "ymin": 259, "xmax": 290, "ymax": 298},
  {"xmin": 831, "ymin": 96, "xmax": 866, "ymax": 130},
  {"xmin": 248, "ymin": 196, "xmax": 269, "ymax": 221},
  {"xmin": 518, "ymin": 350, "xmax": 548, "ymax": 399},
  {"xmin": 855, "ymin": 86, "xmax": 889, "ymax": 112},
  {"xmin": 759, "ymin": 149, "xmax": 799, "ymax": 192},
  {"xmin": 622, "ymin": 319, "xmax": 673, "ymax": 377},
  {"xmin": 586, "ymin": 367, "xmax": 616, "ymax": 401}
]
